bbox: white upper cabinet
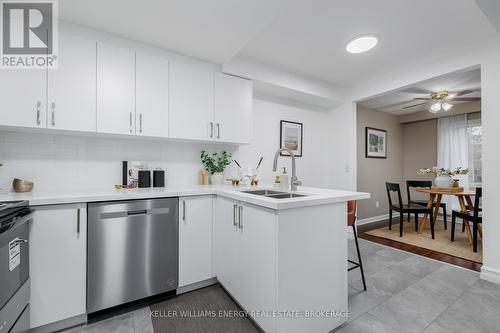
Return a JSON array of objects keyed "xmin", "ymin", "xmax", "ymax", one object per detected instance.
[
  {"xmin": 0, "ymin": 69, "xmax": 46, "ymax": 129},
  {"xmin": 214, "ymin": 73, "xmax": 253, "ymax": 144},
  {"xmin": 136, "ymin": 52, "xmax": 169, "ymax": 138},
  {"xmin": 48, "ymin": 32, "xmax": 96, "ymax": 132},
  {"xmin": 97, "ymin": 42, "xmax": 135, "ymax": 135},
  {"xmin": 169, "ymin": 61, "xmax": 214, "ymax": 141}
]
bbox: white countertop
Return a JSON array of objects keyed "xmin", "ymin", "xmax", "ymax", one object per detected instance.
[{"xmin": 0, "ymin": 185, "xmax": 369, "ymax": 210}]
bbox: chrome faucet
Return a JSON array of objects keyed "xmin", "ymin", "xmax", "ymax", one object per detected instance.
[{"xmin": 272, "ymin": 148, "xmax": 302, "ymax": 191}]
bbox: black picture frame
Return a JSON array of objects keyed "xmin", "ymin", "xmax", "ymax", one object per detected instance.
[
  {"xmin": 280, "ymin": 120, "xmax": 303, "ymax": 157},
  {"xmin": 365, "ymin": 127, "xmax": 387, "ymax": 158}
]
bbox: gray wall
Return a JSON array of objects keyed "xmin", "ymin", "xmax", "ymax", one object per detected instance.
[
  {"xmin": 357, "ymin": 106, "xmax": 404, "ymax": 220},
  {"xmin": 402, "ymin": 119, "xmax": 437, "ymax": 202}
]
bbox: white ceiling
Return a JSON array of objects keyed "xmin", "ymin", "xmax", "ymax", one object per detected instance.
[
  {"xmin": 59, "ymin": 0, "xmax": 285, "ymax": 63},
  {"xmin": 358, "ymin": 67, "xmax": 481, "ymax": 115},
  {"xmin": 59, "ymin": 0, "xmax": 498, "ymax": 88}
]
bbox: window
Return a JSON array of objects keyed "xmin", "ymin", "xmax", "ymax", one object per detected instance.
[{"xmin": 466, "ymin": 113, "xmax": 481, "ymax": 187}]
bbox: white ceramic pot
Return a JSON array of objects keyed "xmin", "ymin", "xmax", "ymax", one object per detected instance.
[
  {"xmin": 210, "ymin": 172, "xmax": 224, "ymax": 185},
  {"xmin": 434, "ymin": 175, "xmax": 453, "ymax": 188}
]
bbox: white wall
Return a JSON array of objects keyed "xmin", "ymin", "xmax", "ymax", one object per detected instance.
[
  {"xmin": 0, "ymin": 99, "xmax": 332, "ymax": 193},
  {"xmin": 235, "ymin": 99, "xmax": 331, "ymax": 188}
]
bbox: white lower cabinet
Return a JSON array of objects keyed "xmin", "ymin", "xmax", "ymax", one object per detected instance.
[
  {"xmin": 29, "ymin": 204, "xmax": 87, "ymax": 329},
  {"xmin": 214, "ymin": 196, "xmax": 277, "ymax": 333},
  {"xmin": 178, "ymin": 196, "xmax": 214, "ymax": 287}
]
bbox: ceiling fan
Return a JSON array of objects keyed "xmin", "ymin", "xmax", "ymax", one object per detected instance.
[{"xmin": 402, "ymin": 89, "xmax": 481, "ymax": 113}]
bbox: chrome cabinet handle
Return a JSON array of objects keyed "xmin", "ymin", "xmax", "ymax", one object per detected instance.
[
  {"xmin": 51, "ymin": 102, "xmax": 55, "ymax": 126},
  {"xmin": 233, "ymin": 204, "xmax": 238, "ymax": 227},
  {"xmin": 139, "ymin": 113, "xmax": 143, "ymax": 133},
  {"xmin": 129, "ymin": 112, "xmax": 133, "ymax": 133},
  {"xmin": 216, "ymin": 123, "xmax": 220, "ymax": 139},
  {"xmin": 77, "ymin": 208, "xmax": 80, "ymax": 234},
  {"xmin": 239, "ymin": 205, "xmax": 243, "ymax": 230},
  {"xmin": 36, "ymin": 101, "xmax": 41, "ymax": 125},
  {"xmin": 182, "ymin": 200, "xmax": 186, "ymax": 222},
  {"xmin": 210, "ymin": 122, "xmax": 214, "ymax": 138}
]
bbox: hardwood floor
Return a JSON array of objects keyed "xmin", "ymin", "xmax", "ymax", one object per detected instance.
[{"xmin": 357, "ymin": 219, "xmax": 482, "ymax": 272}]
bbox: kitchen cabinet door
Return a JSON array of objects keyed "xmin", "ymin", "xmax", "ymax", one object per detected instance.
[
  {"xmin": 213, "ymin": 196, "xmax": 239, "ymax": 295},
  {"xmin": 136, "ymin": 52, "xmax": 169, "ymax": 138},
  {"xmin": 47, "ymin": 31, "xmax": 96, "ymax": 132},
  {"xmin": 237, "ymin": 203, "xmax": 276, "ymax": 333},
  {"xmin": 169, "ymin": 61, "xmax": 214, "ymax": 141},
  {"xmin": 214, "ymin": 73, "xmax": 253, "ymax": 144},
  {"xmin": 0, "ymin": 69, "xmax": 46, "ymax": 129},
  {"xmin": 29, "ymin": 204, "xmax": 87, "ymax": 329},
  {"xmin": 178, "ymin": 196, "xmax": 213, "ymax": 287},
  {"xmin": 97, "ymin": 42, "xmax": 135, "ymax": 135}
]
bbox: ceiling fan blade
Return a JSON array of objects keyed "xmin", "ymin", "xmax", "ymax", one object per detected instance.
[
  {"xmin": 454, "ymin": 89, "xmax": 473, "ymax": 97},
  {"xmin": 413, "ymin": 98, "xmax": 431, "ymax": 100},
  {"xmin": 400, "ymin": 87, "xmax": 432, "ymax": 95},
  {"xmin": 402, "ymin": 102, "xmax": 427, "ymax": 109},
  {"xmin": 450, "ymin": 97, "xmax": 481, "ymax": 101}
]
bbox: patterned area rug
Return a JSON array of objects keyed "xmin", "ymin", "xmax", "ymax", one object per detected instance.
[{"xmin": 365, "ymin": 218, "xmax": 482, "ymax": 263}]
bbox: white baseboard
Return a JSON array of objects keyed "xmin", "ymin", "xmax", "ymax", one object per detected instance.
[
  {"xmin": 480, "ymin": 266, "xmax": 500, "ymax": 284},
  {"xmin": 356, "ymin": 214, "xmax": 389, "ymax": 225},
  {"xmin": 357, "ymin": 212, "xmax": 449, "ymax": 226}
]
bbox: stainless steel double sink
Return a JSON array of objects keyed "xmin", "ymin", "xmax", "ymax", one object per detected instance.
[{"xmin": 241, "ymin": 189, "xmax": 308, "ymax": 199}]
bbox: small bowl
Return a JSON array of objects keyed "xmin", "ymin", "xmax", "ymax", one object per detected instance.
[{"xmin": 13, "ymin": 178, "xmax": 34, "ymax": 193}]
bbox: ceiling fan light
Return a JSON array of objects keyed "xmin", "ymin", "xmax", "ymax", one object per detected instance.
[
  {"xmin": 429, "ymin": 102, "xmax": 441, "ymax": 113},
  {"xmin": 442, "ymin": 102, "xmax": 453, "ymax": 111}
]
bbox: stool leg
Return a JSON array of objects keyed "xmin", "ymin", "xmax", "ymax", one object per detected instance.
[
  {"xmin": 352, "ymin": 223, "xmax": 367, "ymax": 291},
  {"xmin": 414, "ymin": 213, "xmax": 418, "ymax": 231}
]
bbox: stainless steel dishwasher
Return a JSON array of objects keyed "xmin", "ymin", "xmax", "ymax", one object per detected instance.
[{"xmin": 87, "ymin": 198, "xmax": 178, "ymax": 313}]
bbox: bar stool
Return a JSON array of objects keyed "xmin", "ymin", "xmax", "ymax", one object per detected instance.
[{"xmin": 348, "ymin": 200, "xmax": 366, "ymax": 291}]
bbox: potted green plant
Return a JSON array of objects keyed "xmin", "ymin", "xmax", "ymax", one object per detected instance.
[{"xmin": 200, "ymin": 151, "xmax": 232, "ymax": 185}]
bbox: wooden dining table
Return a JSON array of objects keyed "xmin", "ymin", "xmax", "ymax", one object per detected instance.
[{"xmin": 415, "ymin": 188, "xmax": 478, "ymax": 244}]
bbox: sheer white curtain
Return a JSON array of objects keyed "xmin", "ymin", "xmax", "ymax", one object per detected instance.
[{"xmin": 437, "ymin": 114, "xmax": 469, "ymax": 210}]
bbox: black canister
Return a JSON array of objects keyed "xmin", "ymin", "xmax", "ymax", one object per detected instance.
[
  {"xmin": 153, "ymin": 169, "xmax": 165, "ymax": 187},
  {"xmin": 138, "ymin": 170, "xmax": 151, "ymax": 188}
]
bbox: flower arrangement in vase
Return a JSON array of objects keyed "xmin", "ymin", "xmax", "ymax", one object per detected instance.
[
  {"xmin": 418, "ymin": 166, "xmax": 469, "ymax": 188},
  {"xmin": 200, "ymin": 151, "xmax": 232, "ymax": 185}
]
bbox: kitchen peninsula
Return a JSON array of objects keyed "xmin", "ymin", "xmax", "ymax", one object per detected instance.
[{"xmin": 2, "ymin": 184, "xmax": 368, "ymax": 332}]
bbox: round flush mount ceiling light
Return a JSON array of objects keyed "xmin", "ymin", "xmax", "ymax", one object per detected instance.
[{"xmin": 346, "ymin": 35, "xmax": 378, "ymax": 54}]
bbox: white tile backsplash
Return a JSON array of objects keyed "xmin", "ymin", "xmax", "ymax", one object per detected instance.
[{"xmin": 0, "ymin": 131, "xmax": 236, "ymax": 192}]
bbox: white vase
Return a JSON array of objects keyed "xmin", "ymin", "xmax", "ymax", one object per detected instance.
[
  {"xmin": 434, "ymin": 175, "xmax": 453, "ymax": 188},
  {"xmin": 210, "ymin": 172, "xmax": 224, "ymax": 185}
]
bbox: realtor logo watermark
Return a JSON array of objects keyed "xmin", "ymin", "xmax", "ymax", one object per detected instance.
[{"xmin": 0, "ymin": 0, "xmax": 58, "ymax": 69}]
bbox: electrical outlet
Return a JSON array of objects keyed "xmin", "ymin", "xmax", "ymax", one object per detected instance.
[{"xmin": 375, "ymin": 201, "xmax": 380, "ymax": 208}]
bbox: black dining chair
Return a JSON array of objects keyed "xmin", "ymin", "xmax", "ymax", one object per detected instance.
[
  {"xmin": 386, "ymin": 182, "xmax": 435, "ymax": 238},
  {"xmin": 406, "ymin": 180, "xmax": 447, "ymax": 230},
  {"xmin": 451, "ymin": 187, "xmax": 482, "ymax": 252}
]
